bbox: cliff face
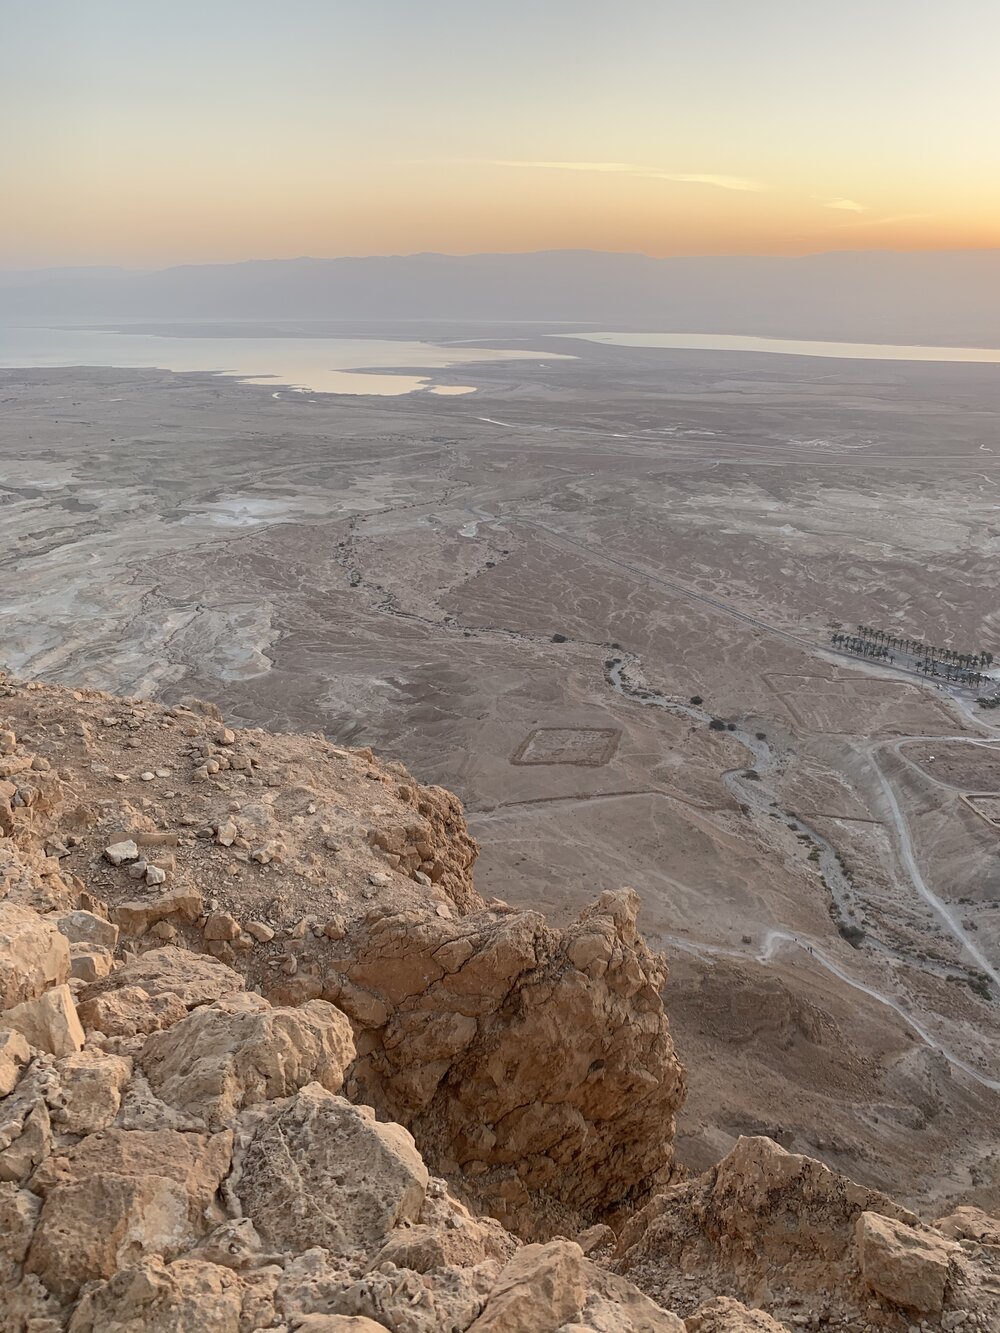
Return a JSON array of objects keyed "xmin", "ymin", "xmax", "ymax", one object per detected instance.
[{"xmin": 0, "ymin": 673, "xmax": 996, "ymax": 1332}]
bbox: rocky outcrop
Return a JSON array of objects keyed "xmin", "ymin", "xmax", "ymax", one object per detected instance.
[
  {"xmin": 0, "ymin": 673, "xmax": 997, "ymax": 1332},
  {"xmin": 0, "ymin": 903, "xmax": 69, "ymax": 1009},
  {"xmin": 616, "ymin": 1136, "xmax": 994, "ymax": 1324},
  {"xmin": 331, "ymin": 887, "xmax": 685, "ymax": 1236},
  {"xmin": 140, "ymin": 993, "xmax": 356, "ymax": 1128}
]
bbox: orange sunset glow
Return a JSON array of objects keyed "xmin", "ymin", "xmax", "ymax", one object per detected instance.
[{"xmin": 3, "ymin": 0, "xmax": 999, "ymax": 267}]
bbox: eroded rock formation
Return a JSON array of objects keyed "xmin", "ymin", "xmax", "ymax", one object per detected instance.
[{"xmin": 0, "ymin": 673, "xmax": 997, "ymax": 1331}]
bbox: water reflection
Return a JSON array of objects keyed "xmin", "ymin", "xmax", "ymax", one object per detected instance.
[{"xmin": 566, "ymin": 331, "xmax": 1000, "ymax": 364}]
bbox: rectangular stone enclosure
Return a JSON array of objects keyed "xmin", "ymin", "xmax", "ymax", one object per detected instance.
[{"xmin": 511, "ymin": 727, "xmax": 621, "ymax": 767}]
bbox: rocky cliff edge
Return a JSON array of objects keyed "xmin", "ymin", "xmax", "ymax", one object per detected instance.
[{"xmin": 0, "ymin": 673, "xmax": 996, "ymax": 1332}]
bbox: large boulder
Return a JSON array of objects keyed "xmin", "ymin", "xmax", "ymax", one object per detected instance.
[
  {"xmin": 615, "ymin": 1137, "xmax": 921, "ymax": 1309},
  {"xmin": 67, "ymin": 1256, "xmax": 244, "ymax": 1333},
  {"xmin": 77, "ymin": 984, "xmax": 188, "ymax": 1037},
  {"xmin": 685, "ymin": 1297, "xmax": 793, "ymax": 1333},
  {"xmin": 0, "ymin": 1029, "xmax": 30, "ymax": 1097},
  {"xmin": 0, "ymin": 982, "xmax": 84, "ymax": 1056},
  {"xmin": 80, "ymin": 946, "xmax": 244, "ymax": 1011},
  {"xmin": 0, "ymin": 902, "xmax": 69, "ymax": 1010},
  {"xmin": 467, "ymin": 1239, "xmax": 685, "ymax": 1333},
  {"xmin": 855, "ymin": 1210, "xmax": 959, "ymax": 1314},
  {"xmin": 934, "ymin": 1205, "xmax": 1000, "ymax": 1247},
  {"xmin": 468, "ymin": 1240, "xmax": 588, "ymax": 1332},
  {"xmin": 236, "ymin": 1083, "xmax": 428, "ymax": 1256},
  {"xmin": 50, "ymin": 908, "xmax": 119, "ymax": 952},
  {"xmin": 139, "ymin": 992, "xmax": 356, "ymax": 1128},
  {"xmin": 52, "ymin": 1049, "xmax": 132, "ymax": 1135},
  {"xmin": 27, "ymin": 1129, "xmax": 232, "ymax": 1300},
  {"xmin": 331, "ymin": 889, "xmax": 685, "ymax": 1235}
]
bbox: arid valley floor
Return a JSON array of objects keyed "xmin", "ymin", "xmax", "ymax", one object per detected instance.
[{"xmin": 2, "ymin": 329, "xmax": 999, "ymax": 1217}]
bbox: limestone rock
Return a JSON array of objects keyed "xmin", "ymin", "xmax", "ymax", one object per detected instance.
[
  {"xmin": 685, "ymin": 1298, "xmax": 791, "ymax": 1333},
  {"xmin": 467, "ymin": 1239, "xmax": 680, "ymax": 1333},
  {"xmin": 0, "ymin": 982, "xmax": 84, "ymax": 1056},
  {"xmin": 52, "ymin": 908, "xmax": 119, "ymax": 951},
  {"xmin": 377, "ymin": 1182, "xmax": 517, "ymax": 1274},
  {"xmin": 140, "ymin": 992, "xmax": 356, "ymax": 1128},
  {"xmin": 934, "ymin": 1205, "xmax": 1000, "ymax": 1246},
  {"xmin": 0, "ymin": 1082, "xmax": 52, "ymax": 1183},
  {"xmin": 0, "ymin": 901, "xmax": 70, "ymax": 1009},
  {"xmin": 290, "ymin": 1318, "xmax": 388, "ymax": 1333},
  {"xmin": 203, "ymin": 911, "xmax": 240, "ymax": 941},
  {"xmin": 80, "ymin": 945, "xmax": 244, "ymax": 1011},
  {"xmin": 342, "ymin": 888, "xmax": 684, "ymax": 1233},
  {"xmin": 855, "ymin": 1209, "xmax": 959, "ymax": 1314},
  {"xmin": 77, "ymin": 984, "xmax": 188, "ymax": 1037},
  {"xmin": 237, "ymin": 1083, "xmax": 428, "ymax": 1255},
  {"xmin": 104, "ymin": 839, "xmax": 140, "ymax": 865},
  {"xmin": 28, "ymin": 1128, "xmax": 233, "ymax": 1299},
  {"xmin": 617, "ymin": 1135, "xmax": 916, "ymax": 1290},
  {"xmin": 0, "ymin": 1181, "xmax": 41, "ymax": 1266},
  {"xmin": 69, "ymin": 941, "xmax": 114, "ymax": 983},
  {"xmin": 0, "ymin": 1028, "xmax": 30, "ymax": 1096},
  {"xmin": 216, "ymin": 820, "xmax": 237, "ymax": 847},
  {"xmin": 66, "ymin": 1256, "xmax": 244, "ymax": 1333},
  {"xmin": 114, "ymin": 888, "xmax": 203, "ymax": 936},
  {"xmin": 52, "ymin": 1048, "xmax": 131, "ymax": 1134},
  {"xmin": 467, "ymin": 1240, "xmax": 587, "ymax": 1332}
]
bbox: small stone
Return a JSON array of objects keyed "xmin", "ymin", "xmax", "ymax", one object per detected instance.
[
  {"xmin": 127, "ymin": 860, "xmax": 149, "ymax": 880},
  {"xmin": 145, "ymin": 865, "xmax": 167, "ymax": 886},
  {"xmin": 246, "ymin": 921, "xmax": 275, "ymax": 943},
  {"xmin": 30, "ymin": 755, "xmax": 51, "ymax": 771},
  {"xmin": 203, "ymin": 912, "xmax": 240, "ymax": 941},
  {"xmin": 104, "ymin": 840, "xmax": 139, "ymax": 866},
  {"xmin": 216, "ymin": 820, "xmax": 237, "ymax": 847},
  {"xmin": 140, "ymin": 771, "xmax": 155, "ymax": 782},
  {"xmin": 323, "ymin": 916, "xmax": 347, "ymax": 941}
]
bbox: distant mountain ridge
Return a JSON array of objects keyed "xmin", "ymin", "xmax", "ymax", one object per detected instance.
[{"xmin": 2, "ymin": 248, "xmax": 999, "ymax": 344}]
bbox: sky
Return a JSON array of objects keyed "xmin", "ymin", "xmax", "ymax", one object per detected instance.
[{"xmin": 2, "ymin": 0, "xmax": 999, "ymax": 267}]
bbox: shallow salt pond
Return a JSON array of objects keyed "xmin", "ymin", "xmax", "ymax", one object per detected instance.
[
  {"xmin": 563, "ymin": 331, "xmax": 1000, "ymax": 364},
  {"xmin": 0, "ymin": 326, "xmax": 569, "ymax": 395}
]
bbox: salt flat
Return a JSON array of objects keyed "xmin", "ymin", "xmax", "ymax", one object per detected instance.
[{"xmin": 2, "ymin": 329, "xmax": 998, "ymax": 1212}]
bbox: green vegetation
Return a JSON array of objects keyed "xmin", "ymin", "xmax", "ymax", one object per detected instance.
[{"xmin": 832, "ymin": 624, "xmax": 992, "ymax": 688}]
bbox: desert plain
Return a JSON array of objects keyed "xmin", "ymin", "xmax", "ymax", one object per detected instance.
[{"xmin": 1, "ymin": 326, "xmax": 998, "ymax": 1214}]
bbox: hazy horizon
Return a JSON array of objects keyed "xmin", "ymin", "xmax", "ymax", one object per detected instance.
[{"xmin": 3, "ymin": 249, "xmax": 999, "ymax": 345}]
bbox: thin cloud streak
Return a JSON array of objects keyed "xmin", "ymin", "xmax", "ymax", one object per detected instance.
[
  {"xmin": 825, "ymin": 198, "xmax": 868, "ymax": 211},
  {"xmin": 484, "ymin": 160, "xmax": 766, "ymax": 192},
  {"xmin": 834, "ymin": 211, "xmax": 935, "ymax": 229}
]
